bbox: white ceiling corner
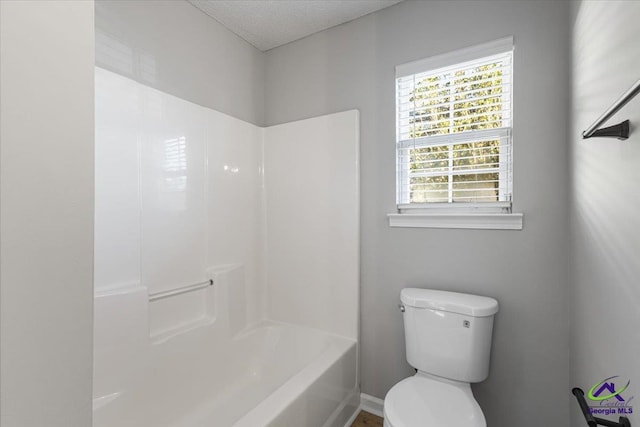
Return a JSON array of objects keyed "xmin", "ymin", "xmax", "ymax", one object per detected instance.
[{"xmin": 188, "ymin": 0, "xmax": 403, "ymax": 51}]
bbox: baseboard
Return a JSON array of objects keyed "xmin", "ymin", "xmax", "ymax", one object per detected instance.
[{"xmin": 360, "ymin": 393, "xmax": 384, "ymax": 418}]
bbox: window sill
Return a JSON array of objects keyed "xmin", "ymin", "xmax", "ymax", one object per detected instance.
[{"xmin": 387, "ymin": 212, "xmax": 523, "ymax": 230}]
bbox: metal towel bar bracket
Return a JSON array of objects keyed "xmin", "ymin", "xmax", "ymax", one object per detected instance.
[
  {"xmin": 148, "ymin": 279, "xmax": 214, "ymax": 302},
  {"xmin": 583, "ymin": 79, "xmax": 640, "ymax": 140},
  {"xmin": 572, "ymin": 388, "xmax": 631, "ymax": 427}
]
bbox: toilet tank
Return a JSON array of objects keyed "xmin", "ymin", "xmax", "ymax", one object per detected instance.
[{"xmin": 400, "ymin": 288, "xmax": 498, "ymax": 383}]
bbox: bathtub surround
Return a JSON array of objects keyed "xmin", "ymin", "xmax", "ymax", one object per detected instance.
[
  {"xmin": 570, "ymin": 2, "xmax": 640, "ymax": 426},
  {"xmin": 94, "ymin": 68, "xmax": 359, "ymax": 426},
  {"xmin": 94, "ymin": 66, "xmax": 266, "ymax": 334},
  {"xmin": 0, "ymin": 1, "xmax": 95, "ymax": 426},
  {"xmin": 265, "ymin": 114, "xmax": 359, "ymax": 340}
]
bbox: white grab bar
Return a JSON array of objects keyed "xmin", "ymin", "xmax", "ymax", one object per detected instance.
[{"xmin": 148, "ymin": 279, "xmax": 213, "ymax": 302}]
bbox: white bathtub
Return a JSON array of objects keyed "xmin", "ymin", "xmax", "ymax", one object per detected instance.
[{"xmin": 93, "ymin": 275, "xmax": 358, "ymax": 427}]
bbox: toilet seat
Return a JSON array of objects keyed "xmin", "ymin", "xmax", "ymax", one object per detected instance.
[{"xmin": 383, "ymin": 374, "xmax": 486, "ymax": 427}]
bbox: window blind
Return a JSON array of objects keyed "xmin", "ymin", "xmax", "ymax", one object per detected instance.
[{"xmin": 396, "ymin": 47, "xmax": 513, "ymax": 210}]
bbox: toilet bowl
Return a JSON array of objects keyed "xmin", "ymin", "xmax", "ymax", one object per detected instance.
[
  {"xmin": 383, "ymin": 373, "xmax": 485, "ymax": 427},
  {"xmin": 383, "ymin": 288, "xmax": 498, "ymax": 427}
]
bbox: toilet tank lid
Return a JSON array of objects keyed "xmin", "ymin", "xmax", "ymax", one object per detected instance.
[{"xmin": 401, "ymin": 288, "xmax": 498, "ymax": 317}]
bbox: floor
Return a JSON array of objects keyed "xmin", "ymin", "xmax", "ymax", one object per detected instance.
[{"xmin": 351, "ymin": 411, "xmax": 384, "ymax": 427}]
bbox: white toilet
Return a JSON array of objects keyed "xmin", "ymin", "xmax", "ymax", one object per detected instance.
[{"xmin": 383, "ymin": 288, "xmax": 499, "ymax": 427}]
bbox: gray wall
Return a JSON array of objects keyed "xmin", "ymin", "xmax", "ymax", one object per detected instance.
[
  {"xmin": 570, "ymin": 1, "xmax": 640, "ymax": 426},
  {"xmin": 265, "ymin": 1, "xmax": 572, "ymax": 426},
  {"xmin": 95, "ymin": 0, "xmax": 265, "ymax": 126},
  {"xmin": 0, "ymin": 1, "xmax": 95, "ymax": 426}
]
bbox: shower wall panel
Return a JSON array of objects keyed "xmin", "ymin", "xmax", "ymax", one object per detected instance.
[
  {"xmin": 264, "ymin": 111, "xmax": 360, "ymax": 340},
  {"xmin": 94, "ymin": 66, "xmax": 265, "ymax": 363}
]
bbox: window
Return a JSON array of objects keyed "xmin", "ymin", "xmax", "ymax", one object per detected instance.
[{"xmin": 395, "ymin": 38, "xmax": 514, "ymax": 216}]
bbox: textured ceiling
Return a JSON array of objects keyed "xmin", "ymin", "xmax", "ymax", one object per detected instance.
[{"xmin": 188, "ymin": 0, "xmax": 403, "ymax": 51}]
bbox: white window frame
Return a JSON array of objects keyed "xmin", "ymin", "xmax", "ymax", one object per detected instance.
[{"xmin": 388, "ymin": 37, "xmax": 523, "ymax": 230}]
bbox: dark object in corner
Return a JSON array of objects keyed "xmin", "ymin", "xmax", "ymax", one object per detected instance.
[
  {"xmin": 572, "ymin": 388, "xmax": 631, "ymax": 427},
  {"xmin": 584, "ymin": 120, "xmax": 630, "ymax": 140},
  {"xmin": 582, "ymin": 79, "xmax": 640, "ymax": 140}
]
